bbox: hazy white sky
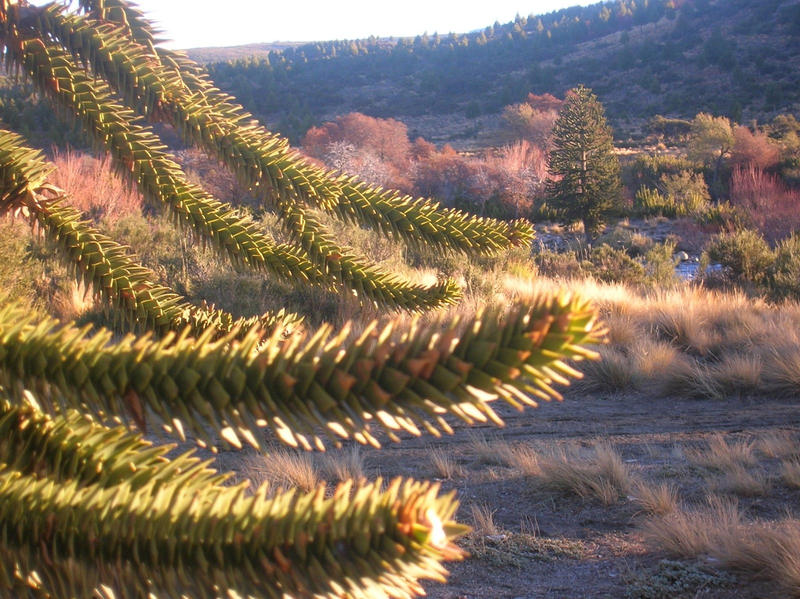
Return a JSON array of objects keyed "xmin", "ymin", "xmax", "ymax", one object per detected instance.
[{"xmin": 86, "ymin": 1, "xmax": 595, "ymax": 49}]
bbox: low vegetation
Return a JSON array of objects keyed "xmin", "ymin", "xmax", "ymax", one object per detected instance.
[{"xmin": 1, "ymin": 3, "xmax": 798, "ymax": 594}]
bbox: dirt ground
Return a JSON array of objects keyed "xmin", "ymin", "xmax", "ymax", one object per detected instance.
[{"xmin": 348, "ymin": 391, "xmax": 800, "ymax": 599}]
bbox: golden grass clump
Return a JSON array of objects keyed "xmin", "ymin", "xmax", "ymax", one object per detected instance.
[
  {"xmin": 758, "ymin": 431, "xmax": 798, "ymax": 459},
  {"xmin": 645, "ymin": 497, "xmax": 800, "ymax": 596},
  {"xmin": 630, "ymin": 480, "xmax": 680, "ymax": 515},
  {"xmin": 576, "ymin": 346, "xmax": 634, "ymax": 393},
  {"xmin": 781, "ymin": 458, "xmax": 800, "ymax": 488},
  {"xmin": 318, "ymin": 445, "xmax": 365, "ymax": 483},
  {"xmin": 429, "ymin": 447, "xmax": 464, "ymax": 479},
  {"xmin": 240, "ymin": 449, "xmax": 319, "ymax": 492},
  {"xmin": 760, "ymin": 336, "xmax": 800, "ymax": 397},
  {"xmin": 470, "ymin": 504, "xmax": 500, "ymax": 536},
  {"xmin": 711, "ymin": 465, "xmax": 769, "ymax": 497},
  {"xmin": 532, "ymin": 443, "xmax": 632, "ymax": 505},
  {"xmin": 685, "ymin": 434, "xmax": 757, "ymax": 471},
  {"xmin": 505, "ymin": 443, "xmax": 542, "ymax": 476},
  {"xmin": 713, "ymin": 520, "xmax": 800, "ymax": 596},
  {"xmin": 650, "ymin": 304, "xmax": 718, "ymax": 357},
  {"xmin": 708, "ymin": 353, "xmax": 763, "ymax": 396},
  {"xmin": 641, "ymin": 495, "xmax": 742, "ymax": 558},
  {"xmin": 630, "ymin": 338, "xmax": 685, "ymax": 385},
  {"xmin": 467, "ymin": 432, "xmax": 516, "ymax": 466}
]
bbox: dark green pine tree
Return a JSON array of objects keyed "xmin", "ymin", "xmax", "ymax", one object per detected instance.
[{"xmin": 546, "ymin": 86, "xmax": 621, "ymax": 243}]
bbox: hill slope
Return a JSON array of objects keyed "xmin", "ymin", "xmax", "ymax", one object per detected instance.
[{"xmin": 201, "ymin": 0, "xmax": 800, "ymax": 144}]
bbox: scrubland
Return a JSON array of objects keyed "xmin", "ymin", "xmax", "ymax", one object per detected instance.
[{"xmin": 4, "ymin": 143, "xmax": 800, "ymax": 599}]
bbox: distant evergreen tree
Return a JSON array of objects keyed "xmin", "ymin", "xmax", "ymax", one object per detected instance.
[{"xmin": 546, "ymin": 85, "xmax": 621, "ymax": 242}]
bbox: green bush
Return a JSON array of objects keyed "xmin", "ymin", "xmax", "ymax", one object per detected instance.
[
  {"xmin": 633, "ymin": 171, "xmax": 711, "ymax": 219},
  {"xmin": 589, "ymin": 244, "xmax": 647, "ymax": 285},
  {"xmin": 769, "ymin": 233, "xmax": 800, "ymax": 300},
  {"xmin": 596, "ymin": 223, "xmax": 654, "ymax": 257},
  {"xmin": 635, "ymin": 187, "xmax": 676, "ymax": 217},
  {"xmin": 659, "ymin": 171, "xmax": 711, "ymax": 213},
  {"xmin": 695, "ymin": 201, "xmax": 745, "ymax": 229},
  {"xmin": 645, "ymin": 241, "xmax": 680, "ymax": 287},
  {"xmin": 629, "ymin": 153, "xmax": 698, "ymax": 190},
  {"xmin": 702, "ymin": 229, "xmax": 774, "ymax": 287},
  {"xmin": 533, "ymin": 249, "xmax": 588, "ymax": 279}
]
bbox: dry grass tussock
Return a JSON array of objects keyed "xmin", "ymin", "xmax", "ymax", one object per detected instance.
[
  {"xmin": 715, "ymin": 520, "xmax": 800, "ymax": 596},
  {"xmin": 317, "ymin": 445, "xmax": 365, "ymax": 483},
  {"xmin": 429, "ymin": 447, "xmax": 464, "ymax": 479},
  {"xmin": 470, "ymin": 504, "xmax": 500, "ymax": 536},
  {"xmin": 504, "ymin": 442, "xmax": 542, "ymax": 476},
  {"xmin": 240, "ymin": 449, "xmax": 319, "ymax": 492},
  {"xmin": 685, "ymin": 434, "xmax": 757, "ymax": 471},
  {"xmin": 781, "ymin": 458, "xmax": 800, "ymax": 488},
  {"xmin": 758, "ymin": 431, "xmax": 798, "ymax": 459},
  {"xmin": 710, "ymin": 464, "xmax": 769, "ymax": 497},
  {"xmin": 642, "ymin": 494, "xmax": 742, "ymax": 558},
  {"xmin": 630, "ymin": 480, "xmax": 679, "ymax": 516},
  {"xmin": 527, "ymin": 443, "xmax": 632, "ymax": 504},
  {"xmin": 467, "ymin": 432, "xmax": 515, "ymax": 466},
  {"xmin": 644, "ymin": 497, "xmax": 800, "ymax": 595},
  {"xmin": 493, "ymin": 276, "xmax": 800, "ymax": 400},
  {"xmin": 575, "ymin": 345, "xmax": 634, "ymax": 393}
]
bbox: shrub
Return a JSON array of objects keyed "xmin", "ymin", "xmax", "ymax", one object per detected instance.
[
  {"xmin": 533, "ymin": 249, "xmax": 587, "ymax": 279},
  {"xmin": 729, "ymin": 165, "xmax": 800, "ymax": 242},
  {"xmin": 633, "ymin": 171, "xmax": 711, "ymax": 219},
  {"xmin": 645, "ymin": 242, "xmax": 680, "ymax": 287},
  {"xmin": 702, "ymin": 229, "xmax": 774, "ymax": 287},
  {"xmin": 596, "ymin": 224, "xmax": 653, "ymax": 256},
  {"xmin": 769, "ymin": 233, "xmax": 800, "ymax": 300},
  {"xmin": 634, "ymin": 186, "xmax": 676, "ymax": 217},
  {"xmin": 730, "ymin": 125, "xmax": 780, "ymax": 171},
  {"xmin": 590, "ymin": 245, "xmax": 647, "ymax": 285},
  {"xmin": 629, "ymin": 153, "xmax": 697, "ymax": 191}
]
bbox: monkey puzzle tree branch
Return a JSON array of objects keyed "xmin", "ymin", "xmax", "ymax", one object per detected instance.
[
  {"xmin": 0, "ymin": 296, "xmax": 601, "ymax": 451},
  {"xmin": 0, "ymin": 127, "xmax": 301, "ymax": 338},
  {"xmin": 36, "ymin": 5, "xmax": 535, "ymax": 255},
  {"xmin": 9, "ymin": 34, "xmax": 459, "ymax": 311},
  {"xmin": 0, "ymin": 449, "xmax": 465, "ymax": 598}
]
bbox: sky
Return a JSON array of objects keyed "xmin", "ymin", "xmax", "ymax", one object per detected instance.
[{"xmin": 86, "ymin": 1, "xmax": 597, "ymax": 49}]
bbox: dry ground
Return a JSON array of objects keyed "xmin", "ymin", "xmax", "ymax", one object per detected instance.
[
  {"xmin": 214, "ymin": 390, "xmax": 800, "ymax": 599},
  {"xmin": 375, "ymin": 391, "xmax": 800, "ymax": 599}
]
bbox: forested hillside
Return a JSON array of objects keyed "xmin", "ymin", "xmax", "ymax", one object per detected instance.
[{"xmin": 202, "ymin": 0, "xmax": 800, "ymax": 142}]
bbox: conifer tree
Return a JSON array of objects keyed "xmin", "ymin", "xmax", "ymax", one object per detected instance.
[
  {"xmin": 546, "ymin": 85, "xmax": 621, "ymax": 242},
  {"xmin": 0, "ymin": 2, "xmax": 603, "ymax": 596}
]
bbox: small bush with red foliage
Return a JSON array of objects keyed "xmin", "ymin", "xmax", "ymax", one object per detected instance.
[
  {"xmin": 729, "ymin": 165, "xmax": 800, "ymax": 242},
  {"xmin": 50, "ymin": 149, "xmax": 142, "ymax": 222},
  {"xmin": 301, "ymin": 113, "xmax": 548, "ymax": 219},
  {"xmin": 730, "ymin": 126, "xmax": 780, "ymax": 171}
]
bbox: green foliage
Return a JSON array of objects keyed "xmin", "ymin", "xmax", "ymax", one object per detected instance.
[
  {"xmin": 629, "ymin": 153, "xmax": 698, "ymax": 191},
  {"xmin": 626, "ymin": 559, "xmax": 735, "ymax": 599},
  {"xmin": 769, "ymin": 233, "xmax": 800, "ymax": 301},
  {"xmin": 688, "ymin": 113, "xmax": 735, "ymax": 198},
  {"xmin": 634, "ymin": 171, "xmax": 711, "ymax": 219},
  {"xmin": 688, "ymin": 114, "xmax": 735, "ymax": 167},
  {"xmin": 589, "ymin": 245, "xmax": 646, "ymax": 285},
  {"xmin": 546, "ymin": 86, "xmax": 622, "ymax": 240},
  {"xmin": 0, "ymin": 1, "xmax": 603, "ymax": 595},
  {"xmin": 645, "ymin": 242, "xmax": 680, "ymax": 287},
  {"xmin": 703, "ymin": 229, "xmax": 774, "ymax": 287}
]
